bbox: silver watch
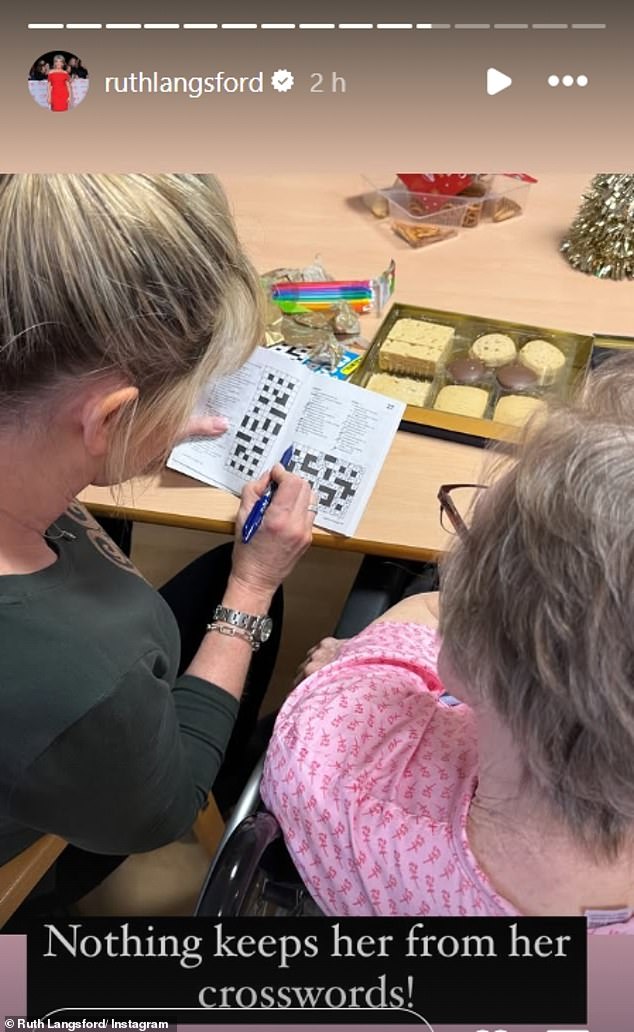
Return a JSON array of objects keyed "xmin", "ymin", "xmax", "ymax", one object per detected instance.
[{"xmin": 212, "ymin": 605, "xmax": 273, "ymax": 645}]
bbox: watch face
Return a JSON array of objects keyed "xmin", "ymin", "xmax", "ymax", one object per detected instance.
[{"xmin": 259, "ymin": 617, "xmax": 273, "ymax": 642}]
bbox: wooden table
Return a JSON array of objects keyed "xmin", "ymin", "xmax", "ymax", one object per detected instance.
[{"xmin": 82, "ymin": 174, "xmax": 633, "ymax": 561}]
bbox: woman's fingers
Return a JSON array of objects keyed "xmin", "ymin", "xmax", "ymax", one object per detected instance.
[
  {"xmin": 176, "ymin": 415, "xmax": 229, "ymax": 443},
  {"xmin": 309, "ymin": 637, "xmax": 339, "ymax": 661},
  {"xmin": 265, "ymin": 469, "xmax": 314, "ymax": 545},
  {"xmin": 306, "ymin": 490, "xmax": 319, "ymax": 523},
  {"xmin": 241, "ymin": 469, "xmax": 272, "ymax": 506},
  {"xmin": 236, "ymin": 470, "xmax": 273, "ymax": 527},
  {"xmin": 231, "ymin": 468, "xmax": 316, "ymax": 595},
  {"xmin": 293, "ymin": 637, "xmax": 345, "ymax": 687},
  {"xmin": 268, "ymin": 465, "xmax": 311, "ymax": 513},
  {"xmin": 240, "ymin": 466, "xmax": 316, "ymax": 523}
]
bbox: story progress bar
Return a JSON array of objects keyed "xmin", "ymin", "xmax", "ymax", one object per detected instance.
[{"xmin": 27, "ymin": 22, "xmax": 608, "ymax": 31}]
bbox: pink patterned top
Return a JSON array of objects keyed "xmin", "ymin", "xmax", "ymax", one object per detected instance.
[{"xmin": 261, "ymin": 622, "xmax": 634, "ymax": 933}]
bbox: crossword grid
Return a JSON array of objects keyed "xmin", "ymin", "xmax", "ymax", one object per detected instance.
[
  {"xmin": 225, "ymin": 368, "xmax": 300, "ymax": 481},
  {"xmin": 27, "ymin": 22, "xmax": 608, "ymax": 30},
  {"xmin": 289, "ymin": 445, "xmax": 363, "ymax": 522}
]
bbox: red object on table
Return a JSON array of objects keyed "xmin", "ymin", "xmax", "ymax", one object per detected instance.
[{"xmin": 396, "ymin": 173, "xmax": 474, "ymax": 196}]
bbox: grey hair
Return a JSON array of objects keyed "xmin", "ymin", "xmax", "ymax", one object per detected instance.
[{"xmin": 439, "ymin": 353, "xmax": 634, "ymax": 859}]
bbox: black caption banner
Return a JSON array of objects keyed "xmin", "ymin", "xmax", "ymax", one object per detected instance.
[{"xmin": 27, "ymin": 916, "xmax": 586, "ymax": 1025}]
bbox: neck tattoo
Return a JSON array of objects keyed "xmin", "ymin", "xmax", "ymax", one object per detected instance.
[{"xmin": 43, "ymin": 523, "xmax": 77, "ymax": 542}]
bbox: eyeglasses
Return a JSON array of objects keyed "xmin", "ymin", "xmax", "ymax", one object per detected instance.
[{"xmin": 438, "ymin": 483, "xmax": 488, "ymax": 540}]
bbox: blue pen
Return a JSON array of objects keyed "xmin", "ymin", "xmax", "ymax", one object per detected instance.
[{"xmin": 242, "ymin": 445, "xmax": 295, "ymax": 543}]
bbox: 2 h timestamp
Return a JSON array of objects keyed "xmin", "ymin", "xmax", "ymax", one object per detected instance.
[{"xmin": 310, "ymin": 72, "xmax": 347, "ymax": 93}]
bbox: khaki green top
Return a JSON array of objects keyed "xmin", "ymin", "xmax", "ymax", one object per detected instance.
[{"xmin": 0, "ymin": 503, "xmax": 237, "ymax": 863}]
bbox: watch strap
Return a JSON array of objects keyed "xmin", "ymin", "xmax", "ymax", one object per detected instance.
[
  {"xmin": 212, "ymin": 605, "xmax": 272, "ymax": 644},
  {"xmin": 213, "ymin": 605, "xmax": 258, "ymax": 632}
]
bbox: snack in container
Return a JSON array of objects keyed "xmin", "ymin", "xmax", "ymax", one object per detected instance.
[
  {"xmin": 379, "ymin": 340, "xmax": 448, "ymax": 378},
  {"xmin": 387, "ymin": 193, "xmax": 467, "ymax": 249},
  {"xmin": 368, "ymin": 193, "xmax": 390, "ymax": 218},
  {"xmin": 462, "ymin": 202, "xmax": 484, "ymax": 228},
  {"xmin": 351, "ymin": 301, "xmax": 592, "ymax": 445},
  {"xmin": 518, "ymin": 338, "xmax": 566, "ymax": 385},
  {"xmin": 495, "ymin": 362, "xmax": 540, "ymax": 391},
  {"xmin": 387, "ymin": 318, "xmax": 454, "ymax": 347},
  {"xmin": 367, "ymin": 372, "xmax": 432, "ymax": 407},
  {"xmin": 362, "ymin": 173, "xmax": 536, "ymax": 232},
  {"xmin": 470, "ymin": 332, "xmax": 517, "ymax": 368},
  {"xmin": 397, "ymin": 175, "xmax": 487, "ymax": 231},
  {"xmin": 494, "ymin": 394, "xmax": 546, "ymax": 427},
  {"xmin": 434, "ymin": 384, "xmax": 490, "ymax": 419},
  {"xmin": 446, "ymin": 353, "xmax": 489, "ymax": 386},
  {"xmin": 480, "ymin": 174, "xmax": 536, "ymax": 223},
  {"xmin": 379, "ymin": 319, "xmax": 455, "ymax": 377},
  {"xmin": 489, "ymin": 196, "xmax": 524, "ymax": 222},
  {"xmin": 455, "ymin": 178, "xmax": 488, "ymax": 227}
]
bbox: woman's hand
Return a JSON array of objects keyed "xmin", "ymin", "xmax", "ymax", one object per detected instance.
[
  {"xmin": 229, "ymin": 465, "xmax": 315, "ymax": 605},
  {"xmin": 176, "ymin": 414, "xmax": 229, "ymax": 443},
  {"xmin": 293, "ymin": 636, "xmax": 347, "ymax": 687}
]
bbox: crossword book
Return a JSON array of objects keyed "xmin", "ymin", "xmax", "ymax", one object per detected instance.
[{"xmin": 167, "ymin": 347, "xmax": 405, "ymax": 537}]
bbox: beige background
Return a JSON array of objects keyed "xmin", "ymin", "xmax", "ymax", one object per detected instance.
[{"xmin": 8, "ymin": 6, "xmax": 634, "ymax": 169}]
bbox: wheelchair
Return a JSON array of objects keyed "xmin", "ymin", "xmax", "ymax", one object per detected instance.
[{"xmin": 195, "ymin": 554, "xmax": 438, "ymax": 917}]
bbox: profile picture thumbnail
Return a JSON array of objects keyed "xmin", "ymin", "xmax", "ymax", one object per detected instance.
[{"xmin": 28, "ymin": 50, "xmax": 89, "ymax": 112}]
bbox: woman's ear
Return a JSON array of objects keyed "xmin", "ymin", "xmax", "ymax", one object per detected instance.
[{"xmin": 81, "ymin": 386, "xmax": 139, "ymax": 458}]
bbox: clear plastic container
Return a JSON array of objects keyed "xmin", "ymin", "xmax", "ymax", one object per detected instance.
[
  {"xmin": 361, "ymin": 174, "xmax": 534, "ymax": 228},
  {"xmin": 362, "ymin": 176, "xmax": 472, "ymax": 220},
  {"xmin": 479, "ymin": 175, "xmax": 532, "ymax": 223},
  {"xmin": 361, "ymin": 175, "xmax": 397, "ymax": 218},
  {"xmin": 386, "ymin": 192, "xmax": 467, "ymax": 248}
]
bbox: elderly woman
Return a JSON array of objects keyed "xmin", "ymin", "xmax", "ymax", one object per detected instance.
[
  {"xmin": 262, "ymin": 356, "xmax": 634, "ymax": 930},
  {"xmin": 0, "ymin": 174, "xmax": 314, "ymax": 916}
]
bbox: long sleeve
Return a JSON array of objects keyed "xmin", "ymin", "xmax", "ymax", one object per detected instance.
[{"xmin": 7, "ymin": 651, "xmax": 238, "ymax": 855}]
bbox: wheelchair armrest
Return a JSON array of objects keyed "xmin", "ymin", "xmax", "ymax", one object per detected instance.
[
  {"xmin": 195, "ymin": 811, "xmax": 281, "ymax": 917},
  {"xmin": 333, "ymin": 554, "xmax": 415, "ymax": 638}
]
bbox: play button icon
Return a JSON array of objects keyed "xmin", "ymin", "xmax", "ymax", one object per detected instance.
[{"xmin": 487, "ymin": 67, "xmax": 513, "ymax": 95}]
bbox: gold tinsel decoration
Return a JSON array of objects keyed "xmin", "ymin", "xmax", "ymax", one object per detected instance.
[{"xmin": 561, "ymin": 173, "xmax": 634, "ymax": 281}]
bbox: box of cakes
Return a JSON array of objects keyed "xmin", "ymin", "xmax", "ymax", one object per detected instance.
[
  {"xmin": 351, "ymin": 303, "xmax": 594, "ymax": 445},
  {"xmin": 589, "ymin": 333, "xmax": 634, "ymax": 369}
]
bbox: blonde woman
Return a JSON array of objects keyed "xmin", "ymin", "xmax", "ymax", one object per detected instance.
[
  {"xmin": 264, "ymin": 356, "xmax": 634, "ymax": 931},
  {"xmin": 47, "ymin": 55, "xmax": 72, "ymax": 112},
  {"xmin": 0, "ymin": 174, "xmax": 314, "ymax": 918}
]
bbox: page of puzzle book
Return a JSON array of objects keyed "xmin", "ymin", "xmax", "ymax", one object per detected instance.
[{"xmin": 168, "ymin": 347, "xmax": 404, "ymax": 536}]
